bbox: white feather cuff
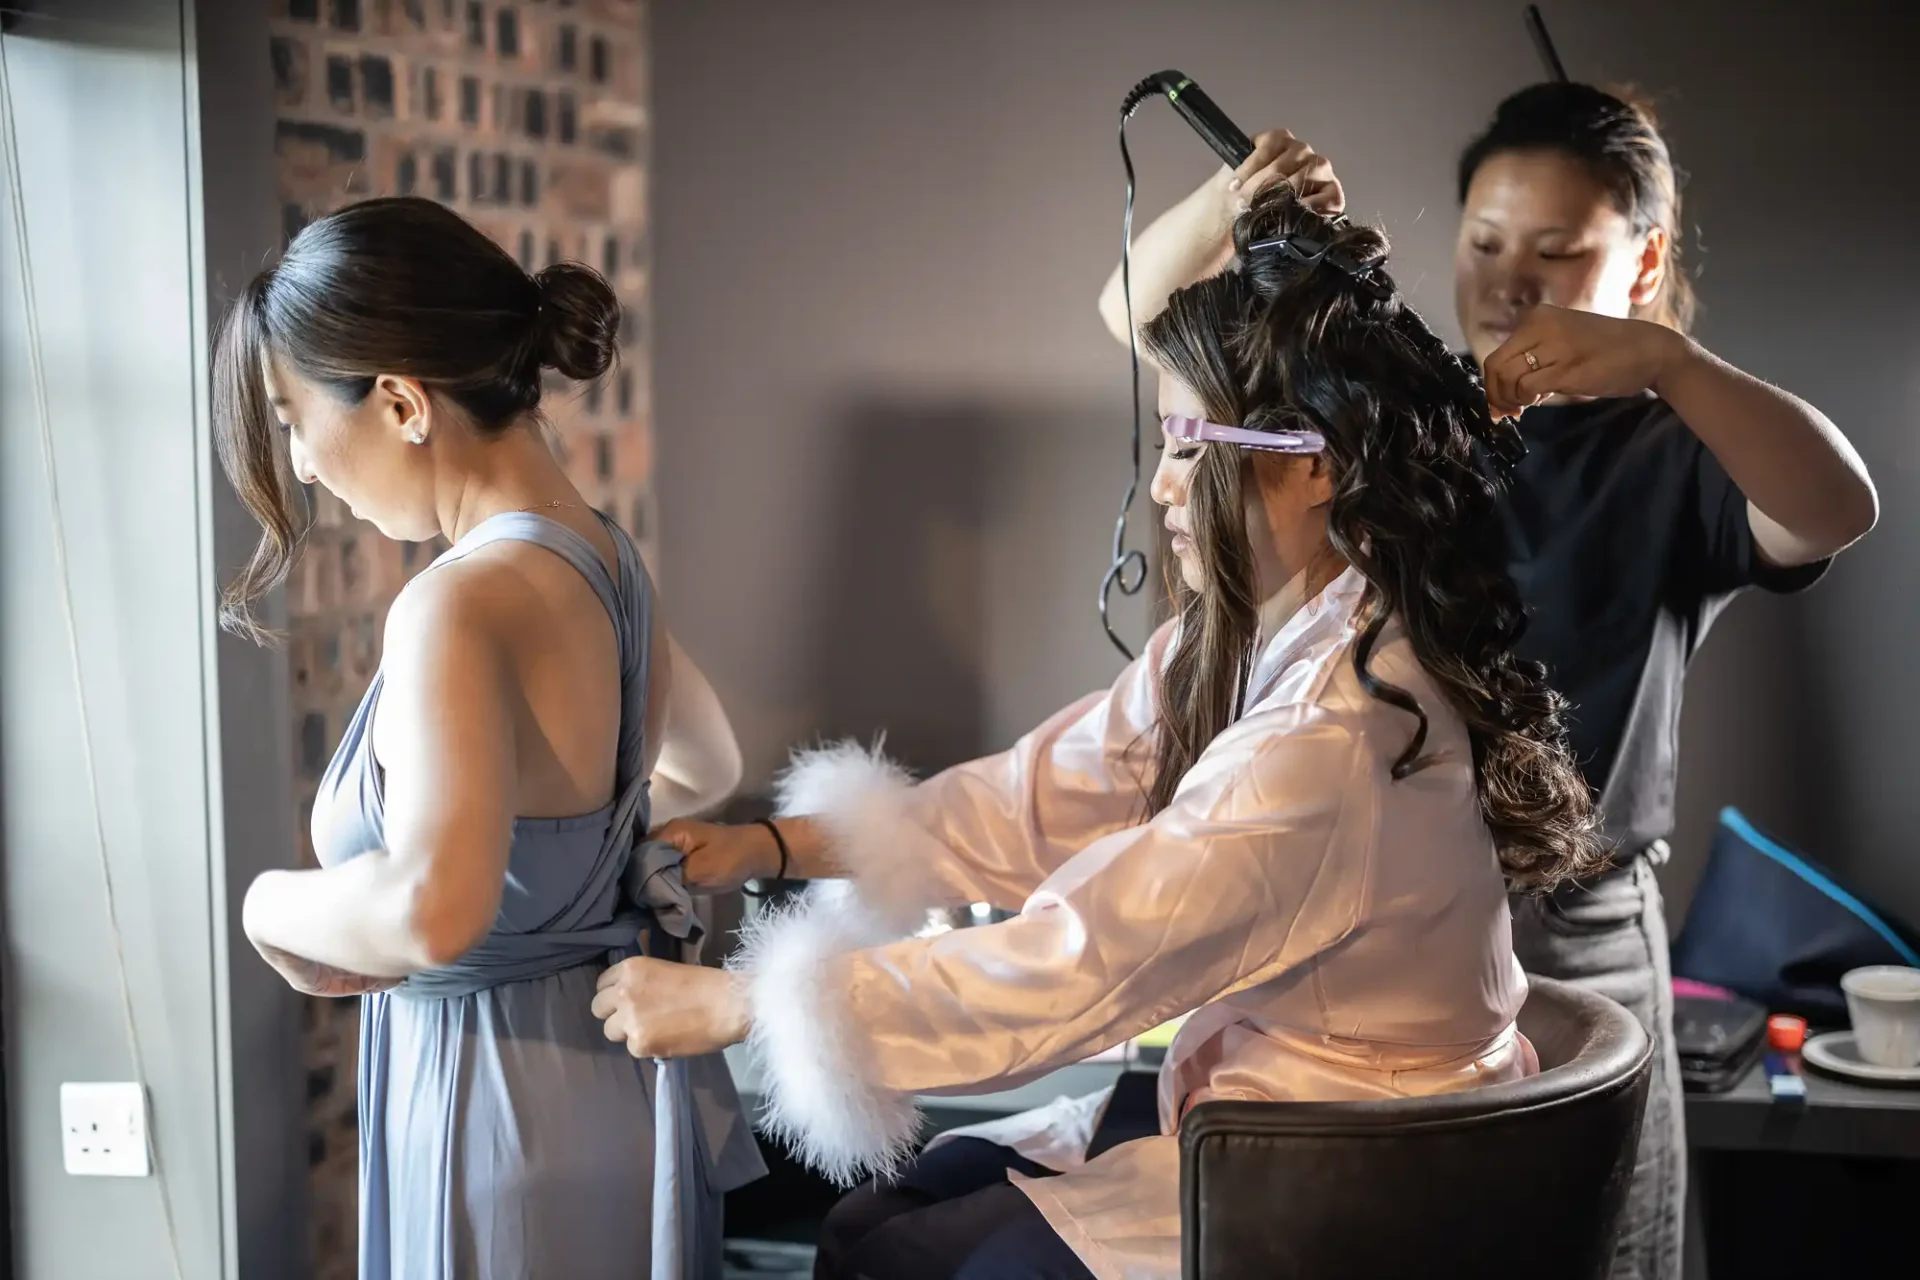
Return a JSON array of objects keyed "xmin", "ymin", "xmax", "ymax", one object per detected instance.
[
  {"xmin": 726, "ymin": 740, "xmax": 964, "ymax": 1184},
  {"xmin": 773, "ymin": 739, "xmax": 957, "ymax": 933},
  {"xmin": 730, "ymin": 883, "xmax": 921, "ymax": 1185}
]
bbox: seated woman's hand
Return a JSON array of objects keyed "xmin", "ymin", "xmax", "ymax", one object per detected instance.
[
  {"xmin": 591, "ymin": 957, "xmax": 750, "ymax": 1058},
  {"xmin": 652, "ymin": 818, "xmax": 780, "ymax": 893}
]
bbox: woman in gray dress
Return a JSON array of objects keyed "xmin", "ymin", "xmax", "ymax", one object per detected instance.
[{"xmin": 212, "ymin": 196, "xmax": 764, "ymax": 1279}]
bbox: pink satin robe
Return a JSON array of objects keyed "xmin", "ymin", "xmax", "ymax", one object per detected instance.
[{"xmin": 737, "ymin": 567, "xmax": 1532, "ymax": 1280}]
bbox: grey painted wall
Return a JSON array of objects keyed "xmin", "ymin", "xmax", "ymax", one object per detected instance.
[
  {"xmin": 2, "ymin": 1, "xmax": 300, "ymax": 1276},
  {"xmin": 652, "ymin": 0, "xmax": 1920, "ymax": 928}
]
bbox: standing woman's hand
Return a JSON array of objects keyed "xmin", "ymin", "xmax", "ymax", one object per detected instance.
[
  {"xmin": 1482, "ymin": 304, "xmax": 1691, "ymax": 420},
  {"xmin": 242, "ymin": 871, "xmax": 403, "ymax": 996},
  {"xmin": 252, "ymin": 938, "xmax": 400, "ymax": 998}
]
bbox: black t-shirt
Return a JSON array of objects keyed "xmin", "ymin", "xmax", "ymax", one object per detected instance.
[{"xmin": 1493, "ymin": 392, "xmax": 1827, "ymax": 851}]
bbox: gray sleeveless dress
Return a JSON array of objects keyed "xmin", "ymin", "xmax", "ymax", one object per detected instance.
[{"xmin": 311, "ymin": 511, "xmax": 765, "ymax": 1280}]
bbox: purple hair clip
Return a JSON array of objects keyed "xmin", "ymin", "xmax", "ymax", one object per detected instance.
[{"xmin": 1162, "ymin": 415, "xmax": 1325, "ymax": 454}]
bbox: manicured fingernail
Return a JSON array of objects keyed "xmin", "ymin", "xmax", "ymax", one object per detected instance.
[{"xmin": 1227, "ymin": 177, "xmax": 1242, "ymax": 191}]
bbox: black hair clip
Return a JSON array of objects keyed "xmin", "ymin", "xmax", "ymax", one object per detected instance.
[{"xmin": 1245, "ymin": 234, "xmax": 1393, "ymax": 301}]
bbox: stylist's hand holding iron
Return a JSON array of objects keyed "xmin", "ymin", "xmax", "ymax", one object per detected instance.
[
  {"xmin": 1098, "ymin": 127, "xmax": 1343, "ymax": 343},
  {"xmin": 1228, "ymin": 128, "xmax": 1344, "ymax": 219},
  {"xmin": 1482, "ymin": 304, "xmax": 1692, "ymax": 421}
]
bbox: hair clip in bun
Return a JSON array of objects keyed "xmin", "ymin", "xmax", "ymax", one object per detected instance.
[{"xmin": 1246, "ymin": 233, "xmax": 1392, "ymax": 301}]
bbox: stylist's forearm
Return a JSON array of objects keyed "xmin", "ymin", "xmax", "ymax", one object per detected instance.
[
  {"xmin": 1655, "ymin": 339, "xmax": 1879, "ymax": 561},
  {"xmin": 1096, "ymin": 170, "xmax": 1237, "ymax": 344}
]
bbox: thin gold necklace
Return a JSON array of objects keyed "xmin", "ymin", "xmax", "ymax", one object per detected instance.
[{"xmin": 451, "ymin": 500, "xmax": 583, "ymax": 544}]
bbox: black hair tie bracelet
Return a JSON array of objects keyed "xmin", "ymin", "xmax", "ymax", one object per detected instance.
[{"xmin": 740, "ymin": 818, "xmax": 791, "ymax": 898}]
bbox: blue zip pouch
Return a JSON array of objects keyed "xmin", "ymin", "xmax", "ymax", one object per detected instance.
[{"xmin": 1671, "ymin": 808, "xmax": 1920, "ymax": 1025}]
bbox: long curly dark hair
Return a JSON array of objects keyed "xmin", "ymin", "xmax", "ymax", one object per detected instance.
[{"xmin": 1140, "ymin": 186, "xmax": 1603, "ymax": 890}]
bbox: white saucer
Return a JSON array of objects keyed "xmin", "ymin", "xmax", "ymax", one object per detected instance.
[{"xmin": 1802, "ymin": 1030, "xmax": 1920, "ymax": 1086}]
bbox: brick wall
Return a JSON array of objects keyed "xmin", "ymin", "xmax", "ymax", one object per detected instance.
[{"xmin": 266, "ymin": 1, "xmax": 652, "ymax": 1272}]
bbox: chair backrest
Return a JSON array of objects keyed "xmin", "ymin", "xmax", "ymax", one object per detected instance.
[{"xmin": 1180, "ymin": 976, "xmax": 1651, "ymax": 1280}]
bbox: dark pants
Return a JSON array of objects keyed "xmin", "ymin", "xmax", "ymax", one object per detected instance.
[
  {"xmin": 1511, "ymin": 850, "xmax": 1683, "ymax": 1280},
  {"xmin": 813, "ymin": 1138, "xmax": 1096, "ymax": 1280}
]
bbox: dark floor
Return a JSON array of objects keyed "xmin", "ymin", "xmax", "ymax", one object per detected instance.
[
  {"xmin": 722, "ymin": 1132, "xmax": 839, "ymax": 1275},
  {"xmin": 723, "ymin": 1239, "xmax": 815, "ymax": 1277}
]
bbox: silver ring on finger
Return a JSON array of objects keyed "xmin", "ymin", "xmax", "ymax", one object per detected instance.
[{"xmin": 1522, "ymin": 349, "xmax": 1539, "ymax": 371}]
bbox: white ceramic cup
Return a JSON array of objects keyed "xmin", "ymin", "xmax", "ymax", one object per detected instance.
[{"xmin": 1840, "ymin": 965, "xmax": 1920, "ymax": 1069}]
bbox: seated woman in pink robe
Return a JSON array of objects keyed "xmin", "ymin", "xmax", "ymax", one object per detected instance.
[{"xmin": 590, "ymin": 186, "xmax": 1607, "ymax": 1280}]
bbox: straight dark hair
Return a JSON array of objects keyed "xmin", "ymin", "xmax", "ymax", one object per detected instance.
[
  {"xmin": 1458, "ymin": 80, "xmax": 1695, "ymax": 332},
  {"xmin": 1141, "ymin": 187, "xmax": 1604, "ymax": 891},
  {"xmin": 211, "ymin": 196, "xmax": 620, "ymax": 642}
]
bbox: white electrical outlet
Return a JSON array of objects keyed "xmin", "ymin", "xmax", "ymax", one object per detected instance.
[{"xmin": 60, "ymin": 1082, "xmax": 151, "ymax": 1177}]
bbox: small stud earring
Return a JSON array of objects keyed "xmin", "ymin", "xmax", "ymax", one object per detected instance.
[{"xmin": 409, "ymin": 431, "xmax": 427, "ymax": 445}]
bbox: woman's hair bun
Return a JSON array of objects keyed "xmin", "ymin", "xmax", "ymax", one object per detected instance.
[{"xmin": 532, "ymin": 262, "xmax": 621, "ymax": 382}]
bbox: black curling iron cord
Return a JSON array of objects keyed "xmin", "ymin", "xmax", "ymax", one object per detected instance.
[
  {"xmin": 1098, "ymin": 109, "xmax": 1149, "ymax": 662},
  {"xmin": 1524, "ymin": 5, "xmax": 1570, "ymax": 82},
  {"xmin": 1101, "ymin": 71, "xmax": 1254, "ymax": 660}
]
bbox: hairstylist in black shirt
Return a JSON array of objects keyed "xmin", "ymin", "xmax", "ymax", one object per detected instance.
[{"xmin": 1098, "ymin": 82, "xmax": 1877, "ymax": 1280}]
